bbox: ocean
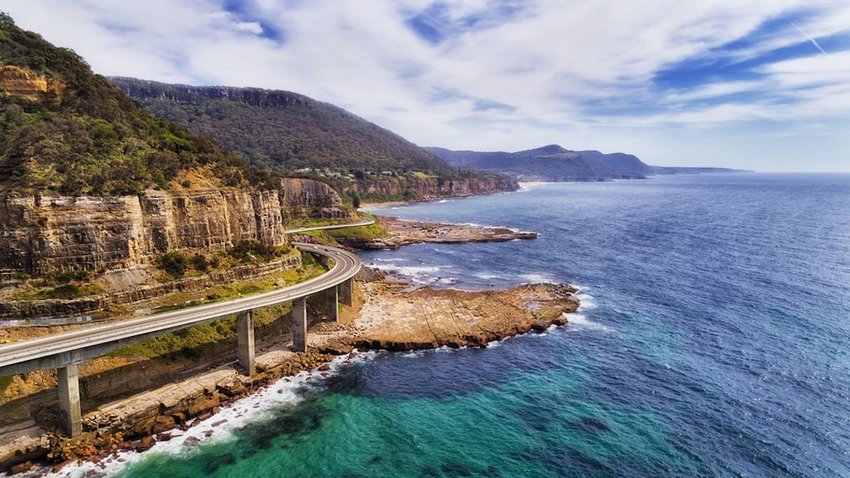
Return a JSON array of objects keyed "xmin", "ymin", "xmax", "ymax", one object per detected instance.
[{"xmin": 66, "ymin": 173, "xmax": 850, "ymax": 477}]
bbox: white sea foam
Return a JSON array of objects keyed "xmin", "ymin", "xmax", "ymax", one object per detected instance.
[
  {"xmin": 475, "ymin": 273, "xmax": 499, "ymax": 280},
  {"xmin": 564, "ymin": 312, "xmax": 612, "ymax": 332},
  {"xmin": 45, "ymin": 352, "xmax": 378, "ymax": 478},
  {"xmin": 576, "ymin": 293, "xmax": 597, "ymax": 310},
  {"xmin": 370, "ymin": 264, "xmax": 443, "ymax": 276},
  {"xmin": 568, "ymin": 284, "xmax": 598, "ymax": 311},
  {"xmin": 433, "ymin": 345, "xmax": 469, "ymax": 353},
  {"xmin": 518, "ymin": 273, "xmax": 554, "ymax": 283},
  {"xmin": 517, "ymin": 182, "xmax": 548, "ymax": 191},
  {"xmin": 369, "ymin": 264, "xmax": 460, "ymax": 287}
]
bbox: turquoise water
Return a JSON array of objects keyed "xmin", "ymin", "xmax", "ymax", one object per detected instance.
[{"xmin": 111, "ymin": 173, "xmax": 850, "ymax": 477}]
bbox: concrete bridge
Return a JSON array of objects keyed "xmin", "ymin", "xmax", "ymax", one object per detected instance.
[{"xmin": 0, "ymin": 241, "xmax": 362, "ymax": 437}]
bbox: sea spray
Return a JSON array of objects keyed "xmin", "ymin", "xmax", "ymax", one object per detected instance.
[{"xmin": 44, "ymin": 352, "xmax": 380, "ymax": 478}]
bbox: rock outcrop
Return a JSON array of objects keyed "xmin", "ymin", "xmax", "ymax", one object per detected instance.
[
  {"xmin": 0, "ymin": 65, "xmax": 63, "ymax": 105},
  {"xmin": 114, "ymin": 79, "xmax": 312, "ymax": 109},
  {"xmin": 281, "ymin": 178, "xmax": 350, "ymax": 220},
  {"xmin": 0, "ymin": 179, "xmax": 348, "ymax": 281},
  {"xmin": 329, "ymin": 281, "xmax": 580, "ymax": 351},
  {"xmin": 336, "ymin": 216, "xmax": 537, "ymax": 250}
]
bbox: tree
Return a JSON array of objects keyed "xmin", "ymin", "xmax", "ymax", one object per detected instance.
[{"xmin": 0, "ymin": 12, "xmax": 14, "ymax": 28}]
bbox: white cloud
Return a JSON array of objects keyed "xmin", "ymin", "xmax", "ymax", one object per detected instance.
[
  {"xmin": 1, "ymin": 0, "xmax": 849, "ymax": 170},
  {"xmin": 235, "ymin": 21, "xmax": 263, "ymax": 35}
]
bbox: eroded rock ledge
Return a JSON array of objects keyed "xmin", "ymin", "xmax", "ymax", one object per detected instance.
[
  {"xmin": 314, "ymin": 281, "xmax": 578, "ymax": 352},
  {"xmin": 339, "ymin": 216, "xmax": 537, "ymax": 250}
]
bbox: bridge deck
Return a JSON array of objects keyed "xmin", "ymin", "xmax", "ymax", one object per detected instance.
[{"xmin": 0, "ymin": 243, "xmax": 361, "ymax": 376}]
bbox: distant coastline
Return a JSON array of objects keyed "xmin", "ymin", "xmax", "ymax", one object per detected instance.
[{"xmin": 428, "ymin": 144, "xmax": 746, "ymax": 183}]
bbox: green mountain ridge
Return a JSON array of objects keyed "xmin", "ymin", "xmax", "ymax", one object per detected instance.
[
  {"xmin": 427, "ymin": 145, "xmax": 745, "ymax": 181},
  {"xmin": 109, "ymin": 77, "xmax": 453, "ymax": 175},
  {"xmin": 108, "ymin": 77, "xmax": 517, "ymax": 201}
]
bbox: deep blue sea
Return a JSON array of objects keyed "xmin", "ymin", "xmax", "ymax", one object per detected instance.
[{"xmin": 100, "ymin": 173, "xmax": 850, "ymax": 477}]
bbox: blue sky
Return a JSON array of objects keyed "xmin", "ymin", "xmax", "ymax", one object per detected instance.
[{"xmin": 4, "ymin": 0, "xmax": 850, "ymax": 171}]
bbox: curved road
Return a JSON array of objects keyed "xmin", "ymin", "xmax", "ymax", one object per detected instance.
[
  {"xmin": 0, "ymin": 242, "xmax": 361, "ymax": 376},
  {"xmin": 284, "ymin": 218, "xmax": 375, "ymax": 234}
]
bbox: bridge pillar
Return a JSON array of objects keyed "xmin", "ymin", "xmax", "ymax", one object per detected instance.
[
  {"xmin": 338, "ymin": 278, "xmax": 353, "ymax": 307},
  {"xmin": 237, "ymin": 311, "xmax": 255, "ymax": 376},
  {"xmin": 323, "ymin": 286, "xmax": 339, "ymax": 322},
  {"xmin": 291, "ymin": 297, "xmax": 307, "ymax": 352},
  {"xmin": 57, "ymin": 363, "xmax": 82, "ymax": 437}
]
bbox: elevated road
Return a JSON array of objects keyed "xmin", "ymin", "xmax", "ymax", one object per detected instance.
[
  {"xmin": 0, "ymin": 243, "xmax": 360, "ymax": 377},
  {"xmin": 0, "ymin": 211, "xmax": 371, "ymax": 436},
  {"xmin": 284, "ymin": 218, "xmax": 375, "ymax": 234}
]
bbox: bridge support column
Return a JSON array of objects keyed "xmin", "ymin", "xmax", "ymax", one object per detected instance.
[
  {"xmin": 323, "ymin": 286, "xmax": 339, "ymax": 322},
  {"xmin": 338, "ymin": 278, "xmax": 353, "ymax": 307},
  {"xmin": 57, "ymin": 363, "xmax": 82, "ymax": 437},
  {"xmin": 237, "ymin": 311, "xmax": 255, "ymax": 376},
  {"xmin": 291, "ymin": 298, "xmax": 307, "ymax": 352}
]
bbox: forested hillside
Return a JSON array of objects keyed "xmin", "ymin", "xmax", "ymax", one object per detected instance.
[
  {"xmin": 110, "ymin": 77, "xmax": 517, "ymax": 201},
  {"xmin": 0, "ymin": 13, "xmax": 273, "ymax": 195}
]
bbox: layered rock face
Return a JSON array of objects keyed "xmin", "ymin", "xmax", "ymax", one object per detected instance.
[
  {"xmin": 351, "ymin": 176, "xmax": 518, "ymax": 200},
  {"xmin": 281, "ymin": 178, "xmax": 350, "ymax": 219},
  {"xmin": 0, "ymin": 179, "xmax": 348, "ymax": 280},
  {"xmin": 0, "ymin": 64, "xmax": 63, "ymax": 105},
  {"xmin": 114, "ymin": 79, "xmax": 311, "ymax": 109}
]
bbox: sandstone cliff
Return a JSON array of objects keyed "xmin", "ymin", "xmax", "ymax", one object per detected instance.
[
  {"xmin": 280, "ymin": 178, "xmax": 349, "ymax": 219},
  {"xmin": 0, "ymin": 179, "xmax": 350, "ymax": 281},
  {"xmin": 0, "ymin": 65, "xmax": 63, "ymax": 105},
  {"xmin": 351, "ymin": 175, "xmax": 518, "ymax": 201}
]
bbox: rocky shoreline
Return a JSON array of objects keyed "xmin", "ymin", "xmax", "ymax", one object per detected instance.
[
  {"xmin": 337, "ymin": 216, "xmax": 537, "ymax": 250},
  {"xmin": 318, "ymin": 279, "xmax": 579, "ymax": 351},
  {"xmin": 0, "ymin": 212, "xmax": 571, "ymax": 475},
  {"xmin": 0, "ymin": 274, "xmax": 579, "ymax": 475}
]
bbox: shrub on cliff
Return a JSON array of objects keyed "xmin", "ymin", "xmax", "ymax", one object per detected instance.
[
  {"xmin": 157, "ymin": 251, "xmax": 191, "ymax": 278},
  {"xmin": 228, "ymin": 240, "xmax": 292, "ymax": 264},
  {"xmin": 190, "ymin": 254, "xmax": 209, "ymax": 272}
]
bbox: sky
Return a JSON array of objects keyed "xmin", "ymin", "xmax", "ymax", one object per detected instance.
[{"xmin": 3, "ymin": 0, "xmax": 850, "ymax": 171}]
